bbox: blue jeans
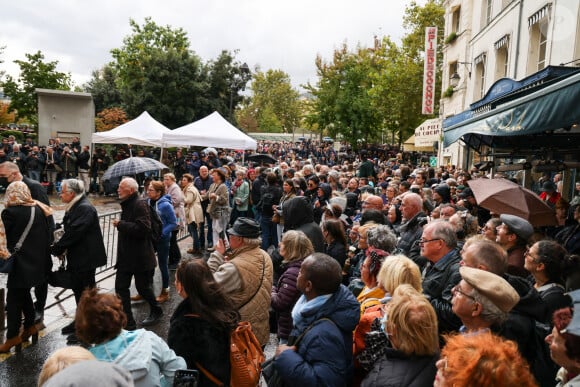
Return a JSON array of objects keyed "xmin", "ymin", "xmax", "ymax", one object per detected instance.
[
  {"xmin": 200, "ymin": 205, "xmax": 213, "ymax": 247},
  {"xmin": 188, "ymin": 222, "xmax": 201, "ymax": 249},
  {"xmin": 156, "ymin": 237, "xmax": 170, "ymax": 289},
  {"xmin": 253, "ymin": 206, "xmax": 262, "ymax": 223},
  {"xmin": 260, "ymin": 216, "xmax": 278, "ymax": 250},
  {"xmin": 27, "ymin": 170, "xmax": 41, "ymax": 182}
]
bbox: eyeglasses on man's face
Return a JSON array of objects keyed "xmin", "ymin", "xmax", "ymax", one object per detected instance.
[
  {"xmin": 418, "ymin": 238, "xmax": 441, "ymax": 246},
  {"xmin": 451, "ymin": 285, "xmax": 476, "ymax": 302}
]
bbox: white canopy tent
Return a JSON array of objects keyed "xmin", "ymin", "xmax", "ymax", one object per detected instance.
[
  {"xmin": 91, "ymin": 111, "xmax": 170, "ymax": 147},
  {"xmin": 162, "ymin": 111, "xmax": 257, "ymax": 150}
]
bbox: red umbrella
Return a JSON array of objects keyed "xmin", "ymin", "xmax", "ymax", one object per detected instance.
[{"xmin": 467, "ymin": 178, "xmax": 557, "ymax": 226}]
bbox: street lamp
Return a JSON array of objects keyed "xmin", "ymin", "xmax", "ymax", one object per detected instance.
[
  {"xmin": 449, "ymin": 61, "xmax": 472, "ymax": 88},
  {"xmin": 229, "ymin": 63, "xmax": 251, "ymax": 122}
]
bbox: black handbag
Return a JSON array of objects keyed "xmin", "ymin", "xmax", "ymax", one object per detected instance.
[
  {"xmin": 48, "ymin": 258, "xmax": 76, "ymax": 289},
  {"xmin": 0, "ymin": 206, "xmax": 35, "ymax": 274},
  {"xmin": 261, "ymin": 357, "xmax": 284, "ymax": 387},
  {"xmin": 0, "ymin": 253, "xmax": 16, "ymax": 274}
]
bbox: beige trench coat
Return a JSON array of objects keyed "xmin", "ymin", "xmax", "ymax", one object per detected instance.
[{"xmin": 183, "ymin": 183, "xmax": 204, "ymax": 225}]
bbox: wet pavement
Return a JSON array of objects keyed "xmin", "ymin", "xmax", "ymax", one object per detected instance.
[{"xmin": 0, "ymin": 193, "xmax": 277, "ymax": 386}]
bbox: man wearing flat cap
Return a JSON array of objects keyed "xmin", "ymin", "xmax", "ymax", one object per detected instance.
[
  {"xmin": 207, "ymin": 217, "xmax": 273, "ymax": 347},
  {"xmin": 459, "ymin": 239, "xmax": 548, "ymax": 369},
  {"xmin": 496, "ymin": 214, "xmax": 533, "ymax": 278},
  {"xmin": 452, "ymin": 266, "xmax": 519, "ymax": 333}
]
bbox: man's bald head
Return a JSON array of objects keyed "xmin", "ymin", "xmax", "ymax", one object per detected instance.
[{"xmin": 363, "ymin": 195, "xmax": 384, "ymax": 212}]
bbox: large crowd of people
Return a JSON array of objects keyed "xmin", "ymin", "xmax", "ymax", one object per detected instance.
[{"xmin": 1, "ymin": 135, "xmax": 580, "ymax": 386}]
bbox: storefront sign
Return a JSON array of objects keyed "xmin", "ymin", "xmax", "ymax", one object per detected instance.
[
  {"xmin": 422, "ymin": 27, "xmax": 437, "ymax": 115},
  {"xmin": 415, "ymin": 118, "xmax": 441, "ymax": 147}
]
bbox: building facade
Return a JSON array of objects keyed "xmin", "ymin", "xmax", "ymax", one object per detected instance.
[{"xmin": 439, "ymin": 0, "xmax": 580, "ymax": 168}]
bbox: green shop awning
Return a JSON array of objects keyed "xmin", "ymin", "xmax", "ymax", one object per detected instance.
[{"xmin": 443, "ymin": 68, "xmax": 580, "ymax": 152}]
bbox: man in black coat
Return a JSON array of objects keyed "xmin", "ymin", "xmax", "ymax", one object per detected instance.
[
  {"xmin": 420, "ymin": 220, "xmax": 462, "ymax": 335},
  {"xmin": 0, "ymin": 161, "xmax": 54, "ymax": 322},
  {"xmin": 194, "ymin": 165, "xmax": 214, "ymax": 249},
  {"xmin": 397, "ymin": 193, "xmax": 428, "ymax": 269},
  {"xmin": 51, "ymin": 179, "xmax": 107, "ymax": 340},
  {"xmin": 113, "ymin": 177, "xmax": 162, "ymax": 329}
]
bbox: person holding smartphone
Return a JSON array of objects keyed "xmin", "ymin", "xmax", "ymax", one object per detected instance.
[{"xmin": 168, "ymin": 259, "xmax": 239, "ymax": 386}]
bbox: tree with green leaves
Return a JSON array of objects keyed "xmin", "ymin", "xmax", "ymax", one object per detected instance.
[
  {"xmin": 203, "ymin": 50, "xmax": 252, "ymax": 124},
  {"xmin": 305, "ymin": 44, "xmax": 383, "ymax": 147},
  {"xmin": 239, "ymin": 69, "xmax": 301, "ymax": 133},
  {"xmin": 1, "ymin": 51, "xmax": 72, "ymax": 125},
  {"xmin": 110, "ymin": 18, "xmax": 206, "ymax": 128},
  {"xmin": 83, "ymin": 64, "xmax": 122, "ymax": 113},
  {"xmin": 306, "ymin": 0, "xmax": 444, "ymax": 147}
]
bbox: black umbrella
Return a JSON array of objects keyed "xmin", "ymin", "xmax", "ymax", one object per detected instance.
[{"xmin": 246, "ymin": 153, "xmax": 277, "ymax": 165}]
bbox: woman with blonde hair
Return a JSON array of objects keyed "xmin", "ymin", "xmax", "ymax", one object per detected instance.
[
  {"xmin": 354, "ymin": 256, "xmax": 423, "ymax": 382},
  {"xmin": 361, "ymin": 285, "xmax": 439, "ymax": 387},
  {"xmin": 38, "ymin": 346, "xmax": 96, "ymax": 386},
  {"xmin": 377, "ymin": 254, "xmax": 422, "ymax": 295},
  {"xmin": 435, "ymin": 331, "xmax": 536, "ymax": 387},
  {"xmin": 181, "ymin": 173, "xmax": 204, "ymax": 255},
  {"xmin": 271, "ymin": 230, "xmax": 314, "ymax": 344}
]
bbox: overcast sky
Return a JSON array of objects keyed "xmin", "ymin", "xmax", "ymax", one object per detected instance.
[{"xmin": 1, "ymin": 0, "xmax": 426, "ymax": 91}]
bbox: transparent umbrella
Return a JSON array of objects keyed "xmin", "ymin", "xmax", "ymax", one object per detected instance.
[{"xmin": 102, "ymin": 157, "xmax": 169, "ymax": 180}]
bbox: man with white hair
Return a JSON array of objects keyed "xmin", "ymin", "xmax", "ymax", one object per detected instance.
[
  {"xmin": 302, "ymin": 164, "xmax": 314, "ymax": 179},
  {"xmin": 113, "ymin": 177, "xmax": 163, "ymax": 329},
  {"xmin": 397, "ymin": 192, "xmax": 428, "ymax": 268},
  {"xmin": 452, "ymin": 266, "xmax": 520, "ymax": 333},
  {"xmin": 50, "ymin": 179, "xmax": 107, "ymax": 342},
  {"xmin": 420, "ymin": 220, "xmax": 462, "ymax": 334}
]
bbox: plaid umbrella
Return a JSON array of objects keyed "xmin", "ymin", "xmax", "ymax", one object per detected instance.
[{"xmin": 102, "ymin": 157, "xmax": 169, "ymax": 180}]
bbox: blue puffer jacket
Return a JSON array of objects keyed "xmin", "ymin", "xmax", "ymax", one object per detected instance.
[
  {"xmin": 274, "ymin": 285, "xmax": 360, "ymax": 387},
  {"xmin": 149, "ymin": 194, "xmax": 177, "ymax": 241}
]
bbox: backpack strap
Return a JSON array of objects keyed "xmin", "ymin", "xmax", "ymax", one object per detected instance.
[
  {"xmin": 292, "ymin": 317, "xmax": 336, "ymax": 348},
  {"xmin": 194, "ymin": 361, "xmax": 224, "ymax": 387}
]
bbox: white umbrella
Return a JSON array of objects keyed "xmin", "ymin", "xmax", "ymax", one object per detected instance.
[
  {"xmin": 102, "ymin": 157, "xmax": 169, "ymax": 180},
  {"xmin": 202, "ymin": 147, "xmax": 217, "ymax": 156}
]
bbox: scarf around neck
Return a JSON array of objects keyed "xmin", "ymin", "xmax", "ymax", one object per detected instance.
[{"xmin": 291, "ymin": 293, "xmax": 332, "ymax": 331}]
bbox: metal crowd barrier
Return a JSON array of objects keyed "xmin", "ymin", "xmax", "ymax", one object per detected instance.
[{"xmin": 46, "ymin": 210, "xmax": 190, "ymax": 309}]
